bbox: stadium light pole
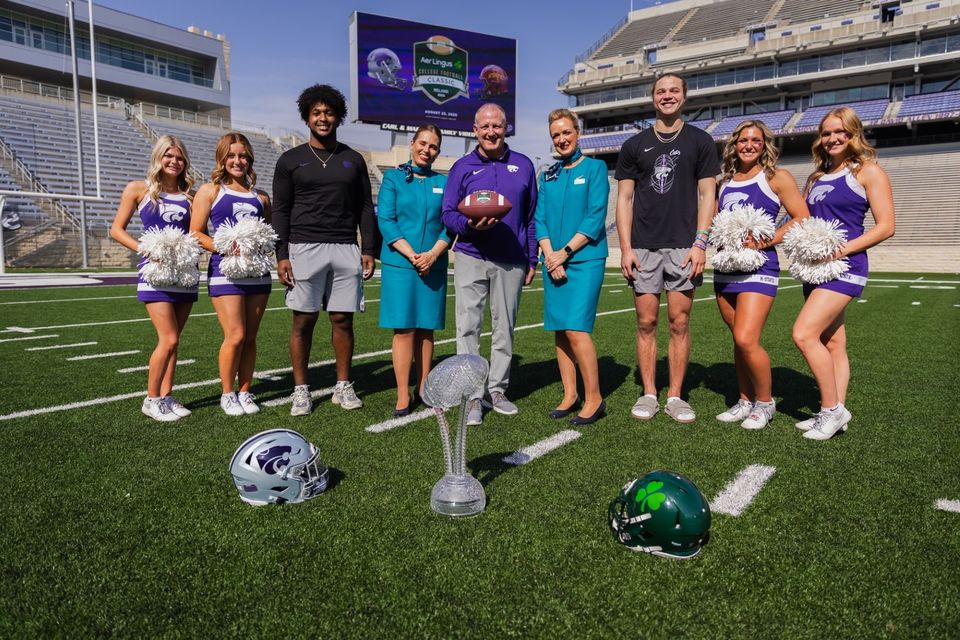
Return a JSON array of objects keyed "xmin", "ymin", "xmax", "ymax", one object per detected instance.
[{"xmin": 67, "ymin": 0, "xmax": 89, "ymax": 268}]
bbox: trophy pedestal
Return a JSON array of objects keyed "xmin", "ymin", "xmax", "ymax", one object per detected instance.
[{"xmin": 430, "ymin": 473, "xmax": 486, "ymax": 517}]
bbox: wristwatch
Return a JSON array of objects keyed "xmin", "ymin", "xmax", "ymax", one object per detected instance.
[{"xmin": 563, "ymin": 245, "xmax": 573, "ymax": 258}]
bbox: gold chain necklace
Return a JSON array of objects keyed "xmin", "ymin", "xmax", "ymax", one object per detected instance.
[
  {"xmin": 653, "ymin": 122, "xmax": 683, "ymax": 144},
  {"xmin": 308, "ymin": 142, "xmax": 338, "ymax": 168}
]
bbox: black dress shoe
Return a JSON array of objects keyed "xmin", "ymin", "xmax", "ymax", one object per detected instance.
[
  {"xmin": 549, "ymin": 396, "xmax": 580, "ymax": 419},
  {"xmin": 571, "ymin": 400, "xmax": 606, "ymax": 425},
  {"xmin": 392, "ymin": 405, "xmax": 412, "ymax": 418}
]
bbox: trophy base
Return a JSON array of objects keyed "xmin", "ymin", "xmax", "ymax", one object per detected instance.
[{"xmin": 430, "ymin": 473, "xmax": 486, "ymax": 517}]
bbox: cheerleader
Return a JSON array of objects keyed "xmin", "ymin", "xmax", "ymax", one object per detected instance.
[
  {"xmin": 190, "ymin": 133, "xmax": 273, "ymax": 416},
  {"xmin": 793, "ymin": 107, "xmax": 895, "ymax": 440},
  {"xmin": 110, "ymin": 135, "xmax": 196, "ymax": 422},
  {"xmin": 713, "ymin": 121, "xmax": 808, "ymax": 429}
]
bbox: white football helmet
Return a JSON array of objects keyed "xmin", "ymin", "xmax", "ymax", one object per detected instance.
[
  {"xmin": 229, "ymin": 429, "xmax": 329, "ymax": 506},
  {"xmin": 367, "ymin": 47, "xmax": 407, "ymax": 90}
]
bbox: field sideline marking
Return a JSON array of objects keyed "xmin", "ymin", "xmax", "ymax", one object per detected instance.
[
  {"xmin": 503, "ymin": 430, "xmax": 582, "ymax": 465},
  {"xmin": 0, "ymin": 286, "xmax": 787, "ymax": 423},
  {"xmin": 935, "ymin": 499, "xmax": 960, "ymax": 513},
  {"xmin": 0, "ymin": 334, "xmax": 58, "ymax": 343},
  {"xmin": 710, "ymin": 464, "xmax": 777, "ymax": 516},
  {"xmin": 26, "ymin": 341, "xmax": 97, "ymax": 351},
  {"xmin": 67, "ymin": 350, "xmax": 140, "ymax": 361},
  {"xmin": 118, "ymin": 359, "xmax": 195, "ymax": 373},
  {"xmin": 366, "ymin": 408, "xmax": 438, "ymax": 433}
]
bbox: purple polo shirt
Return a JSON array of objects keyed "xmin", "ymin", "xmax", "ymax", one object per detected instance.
[{"xmin": 441, "ymin": 145, "xmax": 538, "ymax": 268}]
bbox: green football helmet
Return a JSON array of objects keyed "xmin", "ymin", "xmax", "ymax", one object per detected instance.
[{"xmin": 608, "ymin": 470, "xmax": 711, "ymax": 559}]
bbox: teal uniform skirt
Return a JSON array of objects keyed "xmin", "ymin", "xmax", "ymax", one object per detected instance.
[
  {"xmin": 379, "ymin": 263, "xmax": 447, "ymax": 330},
  {"xmin": 543, "ymin": 258, "xmax": 605, "ymax": 332}
]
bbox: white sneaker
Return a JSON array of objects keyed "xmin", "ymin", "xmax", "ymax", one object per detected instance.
[
  {"xmin": 803, "ymin": 406, "xmax": 851, "ymax": 440},
  {"xmin": 142, "ymin": 397, "xmax": 179, "ymax": 422},
  {"xmin": 741, "ymin": 401, "xmax": 775, "ymax": 430},
  {"xmin": 163, "ymin": 396, "xmax": 192, "ymax": 418},
  {"xmin": 221, "ymin": 392, "xmax": 245, "ymax": 417},
  {"xmin": 466, "ymin": 398, "xmax": 483, "ymax": 426},
  {"xmin": 290, "ymin": 386, "xmax": 312, "ymax": 416},
  {"xmin": 716, "ymin": 399, "xmax": 752, "ymax": 423},
  {"xmin": 797, "ymin": 407, "xmax": 851, "ymax": 432},
  {"xmin": 332, "ymin": 381, "xmax": 363, "ymax": 410},
  {"xmin": 237, "ymin": 392, "xmax": 260, "ymax": 415}
]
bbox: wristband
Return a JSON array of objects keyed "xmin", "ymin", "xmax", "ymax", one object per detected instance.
[
  {"xmin": 692, "ymin": 240, "xmax": 708, "ymax": 251},
  {"xmin": 696, "ymin": 229, "xmax": 710, "ymax": 237}
]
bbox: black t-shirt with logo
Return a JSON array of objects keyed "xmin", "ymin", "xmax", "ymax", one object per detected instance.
[{"xmin": 614, "ymin": 125, "xmax": 720, "ymax": 250}]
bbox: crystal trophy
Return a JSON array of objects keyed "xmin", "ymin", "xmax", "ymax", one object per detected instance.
[{"xmin": 420, "ymin": 354, "xmax": 489, "ymax": 517}]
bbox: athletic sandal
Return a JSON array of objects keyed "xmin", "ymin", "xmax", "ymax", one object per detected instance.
[
  {"xmin": 630, "ymin": 395, "xmax": 659, "ymax": 420},
  {"xmin": 716, "ymin": 399, "xmax": 752, "ymax": 423},
  {"xmin": 665, "ymin": 397, "xmax": 696, "ymax": 424}
]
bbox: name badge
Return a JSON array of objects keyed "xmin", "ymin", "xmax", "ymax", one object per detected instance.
[
  {"xmin": 573, "ymin": 176, "xmax": 586, "ymax": 185},
  {"xmin": 432, "ymin": 187, "xmax": 444, "ymax": 194}
]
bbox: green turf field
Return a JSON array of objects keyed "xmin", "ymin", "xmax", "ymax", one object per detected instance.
[{"xmin": 1, "ymin": 271, "xmax": 958, "ymax": 638}]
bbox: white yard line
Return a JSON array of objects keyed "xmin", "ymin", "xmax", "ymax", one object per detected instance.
[
  {"xmin": 935, "ymin": 499, "xmax": 960, "ymax": 513},
  {"xmin": 0, "ymin": 334, "xmax": 58, "ymax": 343},
  {"xmin": 67, "ymin": 350, "xmax": 140, "ymax": 361},
  {"xmin": 503, "ymin": 430, "xmax": 582, "ymax": 465},
  {"xmin": 909, "ymin": 285, "xmax": 956, "ymax": 290},
  {"xmin": 366, "ymin": 408, "xmax": 439, "ymax": 433},
  {"xmin": 118, "ymin": 359, "xmax": 195, "ymax": 373},
  {"xmin": 710, "ymin": 464, "xmax": 777, "ymax": 516},
  {"xmin": 26, "ymin": 341, "xmax": 97, "ymax": 351}
]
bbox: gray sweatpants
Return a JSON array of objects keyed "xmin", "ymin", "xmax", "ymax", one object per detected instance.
[{"xmin": 453, "ymin": 252, "xmax": 526, "ymax": 400}]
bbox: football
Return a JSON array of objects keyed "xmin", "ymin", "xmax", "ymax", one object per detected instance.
[{"xmin": 457, "ymin": 190, "xmax": 513, "ymax": 221}]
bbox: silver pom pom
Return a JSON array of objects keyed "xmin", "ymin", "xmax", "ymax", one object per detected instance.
[
  {"xmin": 708, "ymin": 204, "xmax": 774, "ymax": 272},
  {"xmin": 213, "ymin": 218, "xmax": 278, "ymax": 279},
  {"xmin": 782, "ymin": 217, "xmax": 850, "ymax": 284},
  {"xmin": 138, "ymin": 226, "xmax": 201, "ymax": 288}
]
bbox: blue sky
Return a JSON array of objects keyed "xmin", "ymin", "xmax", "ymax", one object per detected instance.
[{"xmin": 97, "ymin": 0, "xmax": 664, "ymax": 163}]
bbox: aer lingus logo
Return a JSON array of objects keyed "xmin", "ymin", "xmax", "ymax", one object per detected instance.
[
  {"xmin": 635, "ymin": 480, "xmax": 666, "ymax": 512},
  {"xmin": 413, "ymin": 35, "xmax": 469, "ymax": 105}
]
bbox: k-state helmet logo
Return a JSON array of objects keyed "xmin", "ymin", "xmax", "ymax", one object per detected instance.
[
  {"xmin": 232, "ymin": 202, "xmax": 259, "ymax": 219},
  {"xmin": 256, "ymin": 445, "xmax": 292, "ymax": 475},
  {"xmin": 721, "ymin": 192, "xmax": 750, "ymax": 211},
  {"xmin": 159, "ymin": 203, "xmax": 187, "ymax": 222},
  {"xmin": 808, "ymin": 185, "xmax": 834, "ymax": 204}
]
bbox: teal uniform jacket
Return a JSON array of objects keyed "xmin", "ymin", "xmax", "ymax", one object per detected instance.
[
  {"xmin": 378, "ymin": 168, "xmax": 452, "ymax": 269},
  {"xmin": 534, "ymin": 156, "xmax": 609, "ymax": 262},
  {"xmin": 535, "ymin": 156, "xmax": 609, "ymax": 332},
  {"xmin": 377, "ymin": 167, "xmax": 452, "ymax": 330}
]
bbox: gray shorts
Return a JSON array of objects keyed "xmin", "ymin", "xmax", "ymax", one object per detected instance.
[
  {"xmin": 630, "ymin": 247, "xmax": 703, "ymax": 294},
  {"xmin": 286, "ymin": 242, "xmax": 364, "ymax": 313}
]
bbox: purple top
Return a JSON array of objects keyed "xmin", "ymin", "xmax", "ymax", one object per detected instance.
[
  {"xmin": 718, "ymin": 171, "xmax": 781, "ymax": 269},
  {"xmin": 441, "ymin": 145, "xmax": 538, "ymax": 268},
  {"xmin": 209, "ymin": 186, "xmax": 264, "ymax": 229},
  {"xmin": 806, "ymin": 167, "xmax": 868, "ymax": 241},
  {"xmin": 138, "ymin": 192, "xmax": 190, "ymax": 232}
]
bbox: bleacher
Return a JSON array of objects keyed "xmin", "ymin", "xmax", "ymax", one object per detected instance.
[
  {"xmin": 671, "ymin": 0, "xmax": 776, "ymax": 44},
  {"xmin": 774, "ymin": 0, "xmax": 865, "ymax": 26},
  {"xmin": 898, "ymin": 89, "xmax": 960, "ymax": 118},
  {"xmin": 0, "ymin": 95, "xmax": 152, "ymax": 227},
  {"xmin": 0, "ymin": 165, "xmax": 40, "ymax": 225},
  {"xmin": 590, "ymin": 12, "xmax": 684, "ymax": 60},
  {"xmin": 794, "ymin": 99, "xmax": 889, "ymax": 128},
  {"xmin": 711, "ymin": 109, "xmax": 796, "ymax": 137}
]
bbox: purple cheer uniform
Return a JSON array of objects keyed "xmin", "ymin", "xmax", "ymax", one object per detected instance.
[
  {"xmin": 713, "ymin": 172, "xmax": 781, "ymax": 298},
  {"xmin": 136, "ymin": 192, "xmax": 198, "ymax": 304},
  {"xmin": 803, "ymin": 167, "xmax": 869, "ymax": 298},
  {"xmin": 206, "ymin": 186, "xmax": 273, "ymax": 297}
]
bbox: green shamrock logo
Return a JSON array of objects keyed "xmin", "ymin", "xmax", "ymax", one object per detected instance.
[
  {"xmin": 455, "ymin": 61, "xmax": 463, "ymax": 69},
  {"xmin": 634, "ymin": 480, "xmax": 666, "ymax": 512}
]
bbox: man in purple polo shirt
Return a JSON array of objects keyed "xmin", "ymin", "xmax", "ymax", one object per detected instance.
[{"xmin": 442, "ymin": 103, "xmax": 538, "ymax": 425}]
